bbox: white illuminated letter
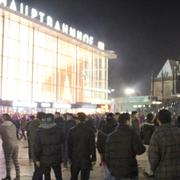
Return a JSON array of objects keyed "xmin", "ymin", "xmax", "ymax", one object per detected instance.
[
  {"xmin": 98, "ymin": 41, "xmax": 105, "ymax": 50},
  {"xmin": 39, "ymin": 11, "xmax": 45, "ymax": 23},
  {"xmin": 76, "ymin": 30, "xmax": 83, "ymax": 41},
  {"xmin": 62, "ymin": 23, "xmax": 69, "ymax": 34},
  {"xmin": 20, "ymin": 3, "xmax": 24, "ymax": 14},
  {"xmin": 10, "ymin": 0, "xmax": 17, "ymax": 11},
  {"xmin": 54, "ymin": 20, "xmax": 61, "ymax": 31},
  {"xmin": 47, "ymin": 16, "xmax": 53, "ymax": 27},
  {"xmin": 83, "ymin": 34, "xmax": 89, "ymax": 44},
  {"xmin": 31, "ymin": 8, "xmax": 38, "ymax": 19},
  {"xmin": 25, "ymin": 5, "xmax": 29, "ymax": 16},
  {"xmin": 0, "ymin": 0, "xmax": 7, "ymax": 6},
  {"xmin": 89, "ymin": 36, "xmax": 94, "ymax": 45},
  {"xmin": 69, "ymin": 27, "xmax": 76, "ymax": 37}
]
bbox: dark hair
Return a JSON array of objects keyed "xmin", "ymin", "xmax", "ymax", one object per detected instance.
[
  {"xmin": 118, "ymin": 113, "xmax": 130, "ymax": 124},
  {"xmin": 158, "ymin": 109, "xmax": 171, "ymax": 124},
  {"xmin": 2, "ymin": 113, "xmax": 12, "ymax": 121},
  {"xmin": 77, "ymin": 112, "xmax": 86, "ymax": 122},
  {"xmin": 146, "ymin": 113, "xmax": 154, "ymax": 123},
  {"xmin": 106, "ymin": 113, "xmax": 114, "ymax": 121},
  {"xmin": 55, "ymin": 112, "xmax": 60, "ymax": 116},
  {"xmin": 131, "ymin": 111, "xmax": 137, "ymax": 117},
  {"xmin": 37, "ymin": 112, "xmax": 46, "ymax": 120}
]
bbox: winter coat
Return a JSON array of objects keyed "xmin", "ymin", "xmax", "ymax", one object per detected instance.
[
  {"xmin": 97, "ymin": 119, "xmax": 117, "ymax": 161},
  {"xmin": 26, "ymin": 118, "xmax": 41, "ymax": 160},
  {"xmin": 64, "ymin": 119, "xmax": 76, "ymax": 140},
  {"xmin": 105, "ymin": 124, "xmax": 145, "ymax": 178},
  {"xmin": 34, "ymin": 125, "xmax": 64, "ymax": 167},
  {"xmin": 140, "ymin": 122, "xmax": 155, "ymax": 145},
  {"xmin": 131, "ymin": 118, "xmax": 140, "ymax": 136},
  {"xmin": 149, "ymin": 123, "xmax": 180, "ymax": 179},
  {"xmin": 0, "ymin": 121, "xmax": 18, "ymax": 151},
  {"xmin": 68, "ymin": 122, "xmax": 96, "ymax": 165}
]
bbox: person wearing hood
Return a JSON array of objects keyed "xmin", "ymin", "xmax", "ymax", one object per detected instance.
[
  {"xmin": 140, "ymin": 113, "xmax": 155, "ymax": 177},
  {"xmin": 0, "ymin": 113, "xmax": 20, "ymax": 180},
  {"xmin": 34, "ymin": 113, "xmax": 64, "ymax": 180}
]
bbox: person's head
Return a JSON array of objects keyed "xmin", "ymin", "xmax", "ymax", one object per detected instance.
[
  {"xmin": 158, "ymin": 109, "xmax": 171, "ymax": 125},
  {"xmin": 37, "ymin": 112, "xmax": 46, "ymax": 120},
  {"xmin": 46, "ymin": 113, "xmax": 55, "ymax": 124},
  {"xmin": 114, "ymin": 112, "xmax": 120, "ymax": 121},
  {"xmin": 54, "ymin": 112, "xmax": 60, "ymax": 119},
  {"xmin": 146, "ymin": 113, "xmax": 154, "ymax": 123},
  {"xmin": 40, "ymin": 113, "xmax": 56, "ymax": 128},
  {"xmin": 118, "ymin": 113, "xmax": 130, "ymax": 125},
  {"xmin": 77, "ymin": 112, "xmax": 86, "ymax": 122},
  {"xmin": 66, "ymin": 113, "xmax": 73, "ymax": 121},
  {"xmin": 131, "ymin": 111, "xmax": 137, "ymax": 119},
  {"xmin": 106, "ymin": 113, "xmax": 114, "ymax": 122},
  {"xmin": 2, "ymin": 113, "xmax": 12, "ymax": 121}
]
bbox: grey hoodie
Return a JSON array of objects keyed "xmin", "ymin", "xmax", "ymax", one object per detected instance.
[{"xmin": 0, "ymin": 121, "xmax": 18, "ymax": 150}]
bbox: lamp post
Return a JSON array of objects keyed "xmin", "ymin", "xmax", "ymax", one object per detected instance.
[
  {"xmin": 124, "ymin": 88, "xmax": 135, "ymax": 96},
  {"xmin": 108, "ymin": 89, "xmax": 115, "ymax": 112}
]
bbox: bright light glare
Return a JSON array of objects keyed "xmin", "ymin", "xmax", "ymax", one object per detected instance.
[{"xmin": 125, "ymin": 88, "xmax": 135, "ymax": 95}]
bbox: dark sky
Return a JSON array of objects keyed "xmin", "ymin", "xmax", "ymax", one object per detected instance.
[{"xmin": 24, "ymin": 0, "xmax": 180, "ymax": 96}]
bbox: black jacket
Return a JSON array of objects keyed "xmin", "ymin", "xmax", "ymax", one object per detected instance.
[
  {"xmin": 105, "ymin": 124, "xmax": 145, "ymax": 178},
  {"xmin": 68, "ymin": 122, "xmax": 96, "ymax": 164},
  {"xmin": 34, "ymin": 125, "xmax": 64, "ymax": 167},
  {"xmin": 97, "ymin": 119, "xmax": 117, "ymax": 160},
  {"xmin": 140, "ymin": 122, "xmax": 155, "ymax": 145}
]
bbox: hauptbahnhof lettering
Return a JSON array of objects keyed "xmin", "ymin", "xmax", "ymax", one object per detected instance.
[{"xmin": 0, "ymin": 0, "xmax": 116, "ymax": 113}]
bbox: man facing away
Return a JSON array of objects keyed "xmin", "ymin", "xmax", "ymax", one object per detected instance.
[
  {"xmin": 149, "ymin": 109, "xmax": 180, "ymax": 179},
  {"xmin": 140, "ymin": 112, "xmax": 155, "ymax": 177},
  {"xmin": 105, "ymin": 113, "xmax": 145, "ymax": 180},
  {"xmin": 0, "ymin": 113, "xmax": 20, "ymax": 180},
  {"xmin": 68, "ymin": 112, "xmax": 96, "ymax": 180}
]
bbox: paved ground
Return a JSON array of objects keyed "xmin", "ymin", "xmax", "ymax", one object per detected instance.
[{"xmin": 0, "ymin": 139, "xmax": 153, "ymax": 180}]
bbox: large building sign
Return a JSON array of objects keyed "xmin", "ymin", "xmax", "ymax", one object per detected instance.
[{"xmin": 0, "ymin": 0, "xmax": 105, "ymax": 49}]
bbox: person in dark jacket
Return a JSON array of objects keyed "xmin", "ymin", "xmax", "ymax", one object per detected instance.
[
  {"xmin": 97, "ymin": 113, "xmax": 117, "ymax": 163},
  {"xmin": 106, "ymin": 113, "xmax": 145, "ymax": 180},
  {"xmin": 63, "ymin": 113, "xmax": 76, "ymax": 168},
  {"xmin": 140, "ymin": 113, "xmax": 155, "ymax": 177},
  {"xmin": 131, "ymin": 111, "xmax": 141, "ymax": 136},
  {"xmin": 97, "ymin": 113, "xmax": 117, "ymax": 180},
  {"xmin": 30, "ymin": 112, "xmax": 46, "ymax": 180},
  {"xmin": 149, "ymin": 109, "xmax": 180, "ymax": 179},
  {"xmin": 54, "ymin": 112, "xmax": 65, "ymax": 132},
  {"xmin": 34, "ymin": 113, "xmax": 64, "ymax": 180},
  {"xmin": 68, "ymin": 112, "xmax": 96, "ymax": 180}
]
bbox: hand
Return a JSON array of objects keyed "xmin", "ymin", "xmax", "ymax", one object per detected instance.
[
  {"xmin": 91, "ymin": 161, "xmax": 96, "ymax": 167},
  {"xmin": 35, "ymin": 161, "xmax": 40, "ymax": 167}
]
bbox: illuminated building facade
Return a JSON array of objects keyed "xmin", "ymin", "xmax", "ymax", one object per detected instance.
[{"xmin": 0, "ymin": 0, "xmax": 116, "ymax": 112}]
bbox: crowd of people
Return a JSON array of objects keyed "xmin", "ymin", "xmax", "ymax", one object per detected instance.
[{"xmin": 0, "ymin": 109, "xmax": 180, "ymax": 180}]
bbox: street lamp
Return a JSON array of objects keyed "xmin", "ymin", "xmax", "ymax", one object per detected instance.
[{"xmin": 124, "ymin": 88, "xmax": 135, "ymax": 96}]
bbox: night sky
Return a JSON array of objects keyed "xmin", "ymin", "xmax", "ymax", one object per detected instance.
[{"xmin": 23, "ymin": 0, "xmax": 180, "ymax": 96}]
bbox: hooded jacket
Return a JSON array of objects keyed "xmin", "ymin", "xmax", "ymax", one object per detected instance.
[{"xmin": 0, "ymin": 121, "xmax": 18, "ymax": 150}]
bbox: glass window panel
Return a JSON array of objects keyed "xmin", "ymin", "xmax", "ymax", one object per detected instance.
[
  {"xmin": 7, "ymin": 19, "xmax": 19, "ymax": 40},
  {"xmin": 0, "ymin": 36, "xmax": 2, "ymax": 56},
  {"xmin": 0, "ymin": 16, "xmax": 2, "ymax": 35},
  {"xmin": 17, "ymin": 81, "xmax": 31, "ymax": 101},
  {"xmin": 4, "ymin": 38, "xmax": 19, "ymax": 58},
  {"xmin": 19, "ymin": 24, "xmax": 29, "ymax": 43},
  {"xmin": 34, "ymin": 30, "xmax": 46, "ymax": 48},
  {"xmin": 34, "ymin": 47, "xmax": 46, "ymax": 65}
]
